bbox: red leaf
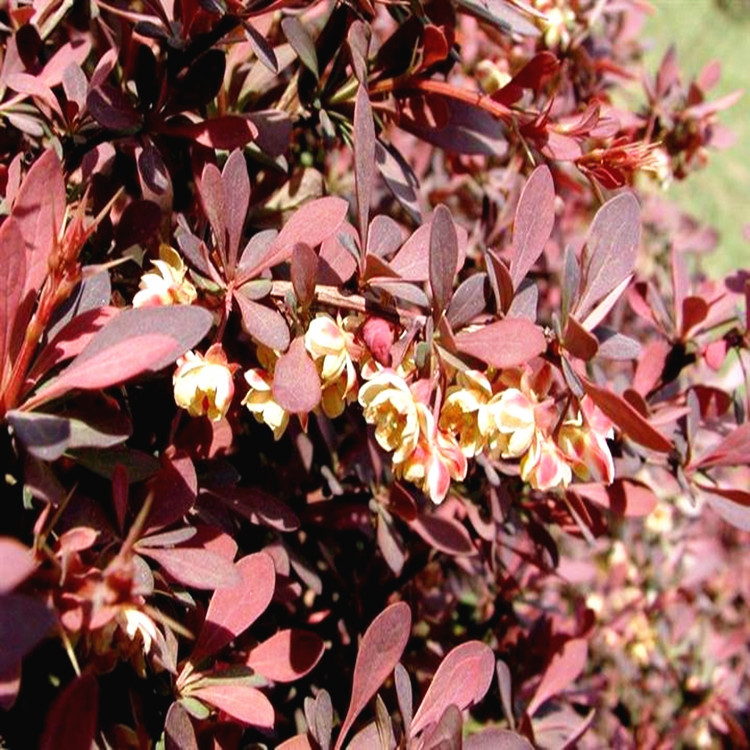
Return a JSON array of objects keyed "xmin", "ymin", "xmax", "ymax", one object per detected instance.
[
  {"xmin": 0, "ymin": 594, "xmax": 57, "ymax": 673},
  {"xmin": 191, "ymin": 553, "xmax": 276, "ymax": 664},
  {"xmin": 272, "ymin": 337, "xmax": 321, "ymax": 414},
  {"xmin": 27, "ymin": 306, "xmax": 213, "ymax": 408},
  {"xmin": 0, "ymin": 538, "xmax": 36, "ymax": 594},
  {"xmin": 190, "ymin": 683, "xmax": 274, "ymax": 728},
  {"xmin": 335, "ymin": 602, "xmax": 411, "ymax": 750},
  {"xmin": 571, "ymin": 479, "xmax": 657, "ymax": 518},
  {"xmin": 246, "ymin": 629, "xmax": 325, "ymax": 682},
  {"xmin": 447, "ymin": 273, "xmax": 488, "ymax": 329},
  {"xmin": 409, "ymin": 514, "xmax": 476, "ymax": 556},
  {"xmin": 692, "ymin": 423, "xmax": 750, "ymax": 469},
  {"xmin": 576, "ymin": 193, "xmax": 640, "ymax": 320},
  {"xmin": 697, "ymin": 484, "xmax": 750, "ymax": 531},
  {"xmin": 234, "ymin": 292, "xmax": 290, "ymax": 351},
  {"xmin": 291, "ymin": 242, "xmax": 318, "ymax": 308},
  {"xmin": 465, "ymin": 729, "xmax": 533, "ymax": 750},
  {"xmin": 28, "ymin": 306, "xmax": 119, "ymax": 383},
  {"xmin": 87, "ymin": 84, "xmax": 142, "ymax": 131},
  {"xmin": 455, "ymin": 319, "xmax": 546, "ymax": 368},
  {"xmin": 582, "ymin": 379, "xmax": 672, "ymax": 453},
  {"xmin": 562, "ymin": 316, "xmax": 598, "ymax": 361},
  {"xmin": 277, "ymin": 736, "xmax": 315, "ymax": 750},
  {"xmin": 390, "ymin": 220, "xmax": 467, "ymax": 282},
  {"xmin": 509, "ymin": 165, "xmax": 555, "ymax": 289},
  {"xmin": 39, "ymin": 673, "xmax": 99, "ymax": 750},
  {"xmin": 526, "ymin": 638, "xmax": 588, "ymax": 718},
  {"xmin": 210, "ymin": 486, "xmax": 299, "ymax": 531},
  {"xmin": 137, "ymin": 547, "xmax": 241, "ymax": 590},
  {"xmin": 177, "ymin": 116, "xmax": 258, "ymax": 149},
  {"xmin": 13, "ymin": 150, "xmax": 66, "ymax": 303},
  {"xmin": 251, "ymin": 197, "xmax": 349, "ymax": 276},
  {"xmin": 222, "ymin": 150, "xmax": 250, "ymax": 266},
  {"xmin": 165, "ymin": 702, "xmax": 198, "ymax": 750},
  {"xmin": 0, "ymin": 217, "xmax": 26, "ymax": 382},
  {"xmin": 145, "ymin": 454, "xmax": 198, "ymax": 533},
  {"xmin": 354, "ymin": 85, "xmax": 375, "ymax": 248},
  {"xmin": 197, "ymin": 163, "xmax": 226, "ymax": 255},
  {"xmin": 410, "ymin": 641, "xmax": 494, "ymax": 736},
  {"xmin": 429, "ymin": 205, "xmax": 458, "ymax": 317}
]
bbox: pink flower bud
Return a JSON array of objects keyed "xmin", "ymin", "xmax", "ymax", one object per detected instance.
[{"xmin": 362, "ymin": 317, "xmax": 395, "ymax": 366}]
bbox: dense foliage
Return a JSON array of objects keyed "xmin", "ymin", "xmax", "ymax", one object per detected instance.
[{"xmin": 0, "ymin": 0, "xmax": 748, "ymax": 747}]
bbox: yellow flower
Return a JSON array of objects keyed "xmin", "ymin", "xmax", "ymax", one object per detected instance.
[
  {"xmin": 173, "ymin": 344, "xmax": 235, "ymax": 421},
  {"xmin": 439, "ymin": 370, "xmax": 492, "ymax": 457},
  {"xmin": 241, "ymin": 367, "xmax": 289, "ymax": 440},
  {"xmin": 133, "ymin": 245, "xmax": 197, "ymax": 308},
  {"xmin": 358, "ymin": 370, "xmax": 419, "ymax": 463},
  {"xmin": 305, "ymin": 313, "xmax": 358, "ymax": 418},
  {"xmin": 479, "ymin": 387, "xmax": 536, "ymax": 459}
]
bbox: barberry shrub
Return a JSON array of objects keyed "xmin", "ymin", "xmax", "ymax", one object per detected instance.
[{"xmin": 0, "ymin": 0, "xmax": 748, "ymax": 748}]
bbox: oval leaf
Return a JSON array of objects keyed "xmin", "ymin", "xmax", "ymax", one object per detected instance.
[
  {"xmin": 191, "ymin": 552, "xmax": 276, "ymax": 664},
  {"xmin": 39, "ymin": 673, "xmax": 99, "ymax": 750},
  {"xmin": 510, "ymin": 165, "xmax": 555, "ymax": 289},
  {"xmin": 246, "ymin": 629, "xmax": 325, "ymax": 682},
  {"xmin": 190, "ymin": 683, "xmax": 274, "ymax": 728},
  {"xmin": 410, "ymin": 641, "xmax": 495, "ymax": 736},
  {"xmin": 455, "ymin": 319, "xmax": 546, "ymax": 368},
  {"xmin": 526, "ymin": 638, "xmax": 588, "ymax": 718},
  {"xmin": 273, "ymin": 337, "xmax": 321, "ymax": 414},
  {"xmin": 335, "ymin": 602, "xmax": 412, "ymax": 750},
  {"xmin": 0, "ymin": 539, "xmax": 36, "ymax": 594},
  {"xmin": 137, "ymin": 547, "xmax": 241, "ymax": 591},
  {"xmin": 234, "ymin": 292, "xmax": 290, "ymax": 351},
  {"xmin": 429, "ymin": 205, "xmax": 458, "ymax": 317}
]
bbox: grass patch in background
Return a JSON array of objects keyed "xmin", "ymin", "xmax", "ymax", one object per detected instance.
[{"xmin": 644, "ymin": 0, "xmax": 749, "ymax": 274}]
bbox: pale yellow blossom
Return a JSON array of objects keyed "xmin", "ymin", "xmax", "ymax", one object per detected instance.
[
  {"xmin": 439, "ymin": 370, "xmax": 493, "ymax": 457},
  {"xmin": 173, "ymin": 345, "xmax": 235, "ymax": 421},
  {"xmin": 242, "ymin": 368, "xmax": 289, "ymax": 440},
  {"xmin": 479, "ymin": 387, "xmax": 537, "ymax": 459},
  {"xmin": 358, "ymin": 370, "xmax": 419, "ymax": 463},
  {"xmin": 133, "ymin": 245, "xmax": 197, "ymax": 308},
  {"xmin": 520, "ymin": 433, "xmax": 572, "ymax": 491}
]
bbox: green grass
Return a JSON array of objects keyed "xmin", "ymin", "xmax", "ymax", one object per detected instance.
[{"xmin": 644, "ymin": 0, "xmax": 750, "ymax": 274}]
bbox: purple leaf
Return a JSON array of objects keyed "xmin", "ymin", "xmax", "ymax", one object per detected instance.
[
  {"xmin": 510, "ymin": 165, "xmax": 555, "ymax": 289},
  {"xmin": 409, "ymin": 514, "xmax": 476, "ymax": 556},
  {"xmin": 198, "ymin": 163, "xmax": 226, "ymax": 256},
  {"xmin": 410, "ymin": 641, "xmax": 495, "ymax": 736},
  {"xmin": 246, "ymin": 629, "xmax": 325, "ymax": 681},
  {"xmin": 692, "ymin": 423, "xmax": 750, "ymax": 469},
  {"xmin": 234, "ymin": 292, "xmax": 290, "ymax": 351},
  {"xmin": 87, "ymin": 84, "xmax": 142, "ymax": 130},
  {"xmin": 429, "ymin": 205, "xmax": 458, "ymax": 317},
  {"xmin": 319, "ymin": 225, "xmax": 358, "ymax": 284},
  {"xmin": 395, "ymin": 663, "xmax": 413, "ymax": 736},
  {"xmin": 281, "ymin": 16, "xmax": 319, "ymax": 78},
  {"xmin": 145, "ymin": 454, "xmax": 198, "ymax": 533},
  {"xmin": 374, "ymin": 140, "xmax": 421, "ymax": 223},
  {"xmin": 390, "ymin": 220, "xmax": 467, "ymax": 282},
  {"xmin": 582, "ymin": 379, "xmax": 672, "ymax": 453},
  {"xmin": 354, "ymin": 85, "xmax": 375, "ymax": 250},
  {"xmin": 455, "ymin": 319, "xmax": 546, "ymax": 368},
  {"xmin": 222, "ymin": 150, "xmax": 251, "ymax": 268},
  {"xmin": 0, "ymin": 539, "xmax": 36, "ymax": 594},
  {"xmin": 165, "ymin": 702, "xmax": 199, "ymax": 750},
  {"xmin": 249, "ymin": 197, "xmax": 349, "ymax": 277},
  {"xmin": 39, "ymin": 673, "xmax": 98, "ymax": 750},
  {"xmin": 420, "ymin": 704, "xmax": 462, "ymax": 749},
  {"xmin": 447, "ymin": 273, "xmax": 488, "ymax": 329},
  {"xmin": 190, "ymin": 553, "xmax": 276, "ymax": 664},
  {"xmin": 0, "ymin": 594, "xmax": 57, "ymax": 673},
  {"xmin": 291, "ymin": 242, "xmax": 318, "ymax": 308},
  {"xmin": 273, "ymin": 337, "xmax": 321, "ymax": 414},
  {"xmin": 455, "ymin": 0, "xmax": 540, "ymax": 35},
  {"xmin": 526, "ymin": 638, "xmax": 588, "ymax": 718},
  {"xmin": 575, "ymin": 193, "xmax": 640, "ymax": 320},
  {"xmin": 465, "ymin": 729, "xmax": 533, "ymax": 750},
  {"xmin": 210, "ymin": 486, "xmax": 299, "ymax": 531},
  {"xmin": 0, "ymin": 217, "xmax": 27, "ymax": 381},
  {"xmin": 190, "ymin": 683, "xmax": 274, "ymax": 728},
  {"xmin": 334, "ymin": 602, "xmax": 412, "ymax": 750},
  {"xmin": 137, "ymin": 547, "xmax": 241, "ymax": 590},
  {"xmin": 368, "ymin": 216, "xmax": 404, "ymax": 259},
  {"xmin": 29, "ymin": 306, "xmax": 213, "ymax": 408},
  {"xmin": 171, "ymin": 116, "xmax": 258, "ymax": 149},
  {"xmin": 44, "ymin": 270, "xmax": 112, "ymax": 343}
]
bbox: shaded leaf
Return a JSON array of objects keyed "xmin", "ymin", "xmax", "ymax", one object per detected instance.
[
  {"xmin": 87, "ymin": 84, "xmax": 142, "ymax": 131},
  {"xmin": 374, "ymin": 140, "xmax": 421, "ymax": 223},
  {"xmin": 273, "ymin": 337, "xmax": 321, "ymax": 414},
  {"xmin": 692, "ymin": 423, "xmax": 750, "ymax": 469},
  {"xmin": 335, "ymin": 602, "xmax": 412, "ymax": 750},
  {"xmin": 0, "ymin": 218, "xmax": 27, "ymax": 381},
  {"xmin": 165, "ymin": 702, "xmax": 199, "ymax": 750},
  {"xmin": 455, "ymin": 0, "xmax": 540, "ymax": 35},
  {"xmin": 455, "ymin": 319, "xmax": 546, "ymax": 368},
  {"xmin": 39, "ymin": 673, "xmax": 98, "ymax": 750},
  {"xmin": 429, "ymin": 205, "xmax": 458, "ymax": 317},
  {"xmin": 138, "ymin": 547, "xmax": 241, "ymax": 590},
  {"xmin": 395, "ymin": 663, "xmax": 413, "ymax": 736},
  {"xmin": 409, "ymin": 514, "xmax": 476, "ymax": 556},
  {"xmin": 697, "ymin": 484, "xmax": 750, "ymax": 531},
  {"xmin": 410, "ymin": 641, "xmax": 495, "ymax": 736},
  {"xmin": 465, "ymin": 729, "xmax": 533, "ymax": 750},
  {"xmin": 234, "ymin": 291, "xmax": 290, "ymax": 351},
  {"xmin": 595, "ymin": 328, "xmax": 641, "ymax": 360},
  {"xmin": 510, "ymin": 165, "xmax": 555, "ymax": 289},
  {"xmin": 223, "ymin": 150, "xmax": 250, "ymax": 267},
  {"xmin": 281, "ymin": 17, "xmax": 319, "ymax": 79},
  {"xmin": 0, "ymin": 594, "xmax": 57, "ymax": 673},
  {"xmin": 191, "ymin": 553, "xmax": 276, "ymax": 663},
  {"xmin": 526, "ymin": 639, "xmax": 587, "ymax": 718},
  {"xmin": 572, "ymin": 479, "xmax": 658, "ymax": 518},
  {"xmin": 145, "ymin": 454, "xmax": 197, "ymax": 532},
  {"xmin": 420, "ymin": 704, "xmax": 462, "ymax": 748},
  {"xmin": 291, "ymin": 243, "xmax": 318, "ymax": 308},
  {"xmin": 562, "ymin": 316, "xmax": 598, "ymax": 361},
  {"xmin": 485, "ymin": 248, "xmax": 514, "ymax": 314},
  {"xmin": 246, "ymin": 629, "xmax": 325, "ymax": 681},
  {"xmin": 190, "ymin": 683, "xmax": 274, "ymax": 728},
  {"xmin": 210, "ymin": 486, "xmax": 299, "ymax": 531},
  {"xmin": 582, "ymin": 379, "xmax": 672, "ymax": 453}
]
